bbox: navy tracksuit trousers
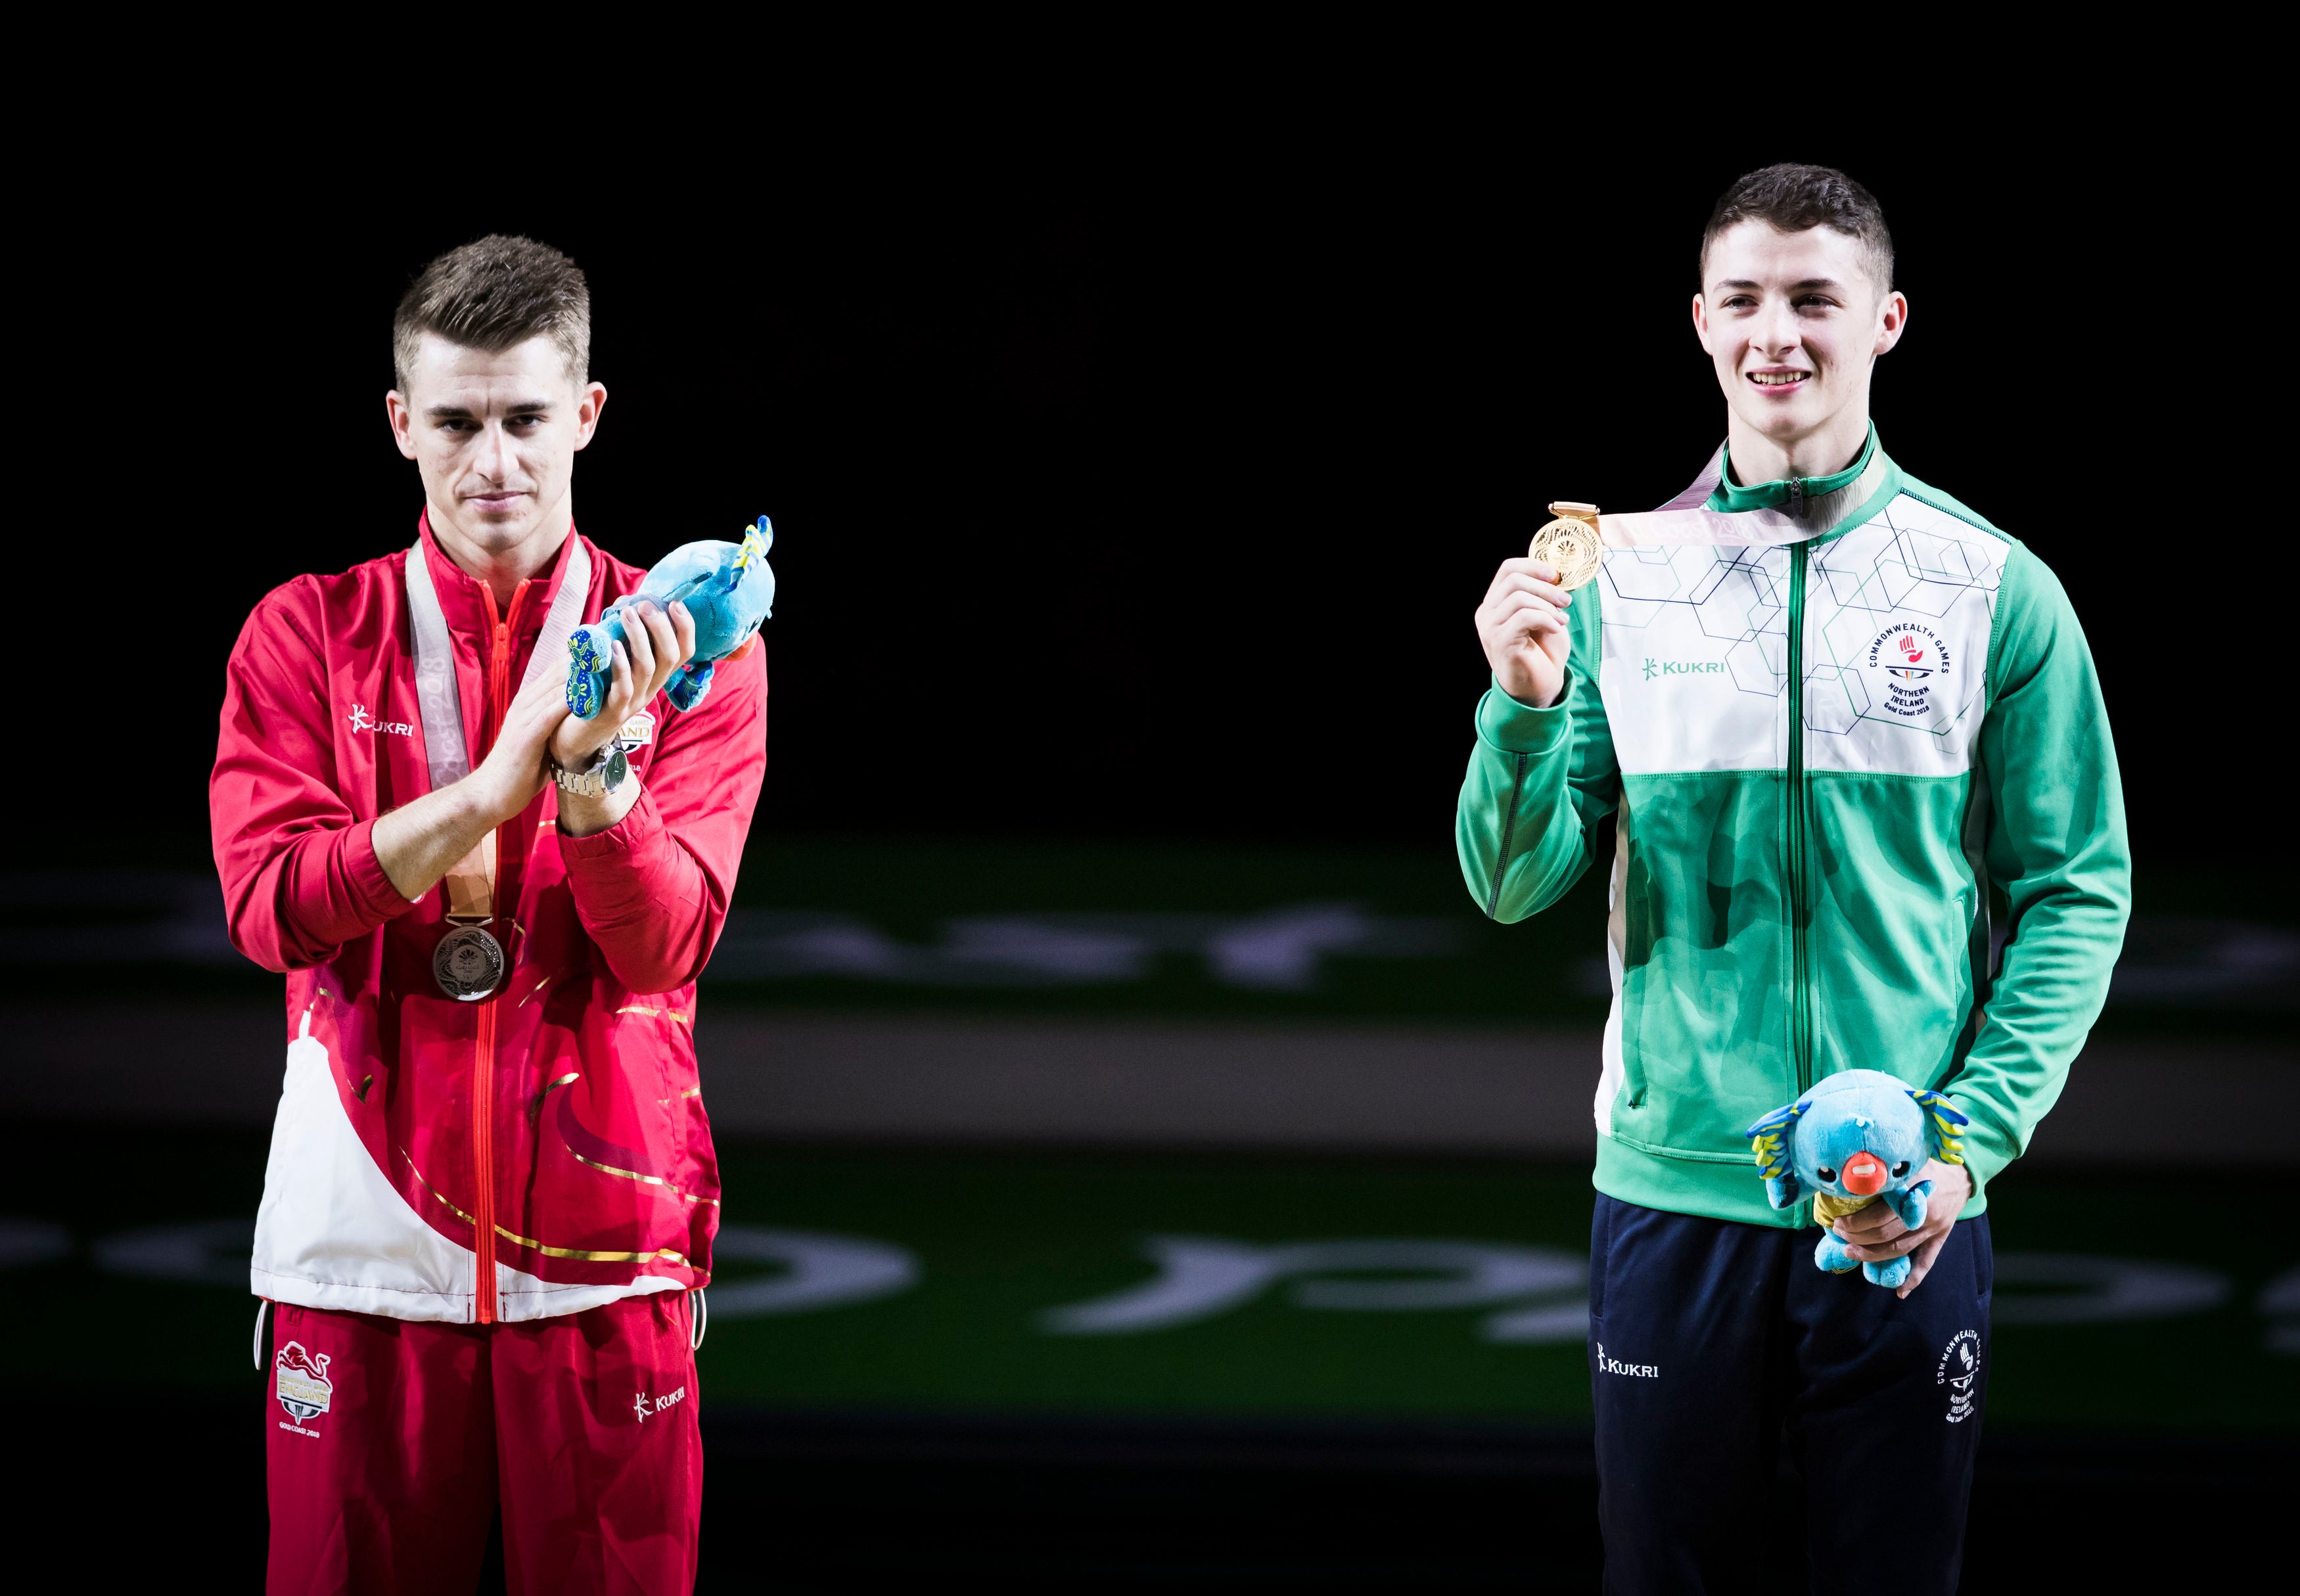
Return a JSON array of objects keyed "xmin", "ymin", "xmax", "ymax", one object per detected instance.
[{"xmin": 1589, "ymin": 1193, "xmax": 1993, "ymax": 1595}]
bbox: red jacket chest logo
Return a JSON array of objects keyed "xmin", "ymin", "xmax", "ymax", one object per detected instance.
[{"xmin": 348, "ymin": 703, "xmax": 416, "ymax": 737}]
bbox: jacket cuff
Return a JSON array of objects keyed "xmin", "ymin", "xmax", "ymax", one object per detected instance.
[
  {"xmin": 350, "ymin": 819, "xmax": 423, "ymax": 917},
  {"xmin": 1951, "ymin": 1097, "xmax": 2013, "ymax": 1210},
  {"xmin": 557, "ymin": 787, "xmax": 664, "ymax": 862},
  {"xmin": 1476, "ymin": 679, "xmax": 1573, "ymax": 756}
]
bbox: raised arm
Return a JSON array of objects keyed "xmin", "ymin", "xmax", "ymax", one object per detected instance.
[
  {"xmin": 212, "ymin": 588, "xmax": 423, "ymax": 971},
  {"xmin": 213, "ymin": 585, "xmax": 570, "ymax": 971},
  {"xmin": 557, "ymin": 623, "xmax": 767, "ymax": 994},
  {"xmin": 1456, "ymin": 557, "xmax": 1619, "ymax": 921}
]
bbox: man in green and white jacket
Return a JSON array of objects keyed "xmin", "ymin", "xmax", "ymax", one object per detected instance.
[{"xmin": 1458, "ymin": 165, "xmax": 2127, "ymax": 1591}]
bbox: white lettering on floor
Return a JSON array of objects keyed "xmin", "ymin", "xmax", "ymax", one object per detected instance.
[
  {"xmin": 706, "ymin": 1228, "xmax": 921, "ymax": 1318},
  {"xmin": 1040, "ymin": 1236, "xmax": 1587, "ymax": 1343},
  {"xmin": 1992, "ymin": 1254, "xmax": 2230, "ymax": 1324}
]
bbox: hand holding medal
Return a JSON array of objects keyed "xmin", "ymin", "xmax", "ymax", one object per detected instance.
[{"xmin": 1473, "ymin": 501, "xmax": 1602, "ymax": 710}]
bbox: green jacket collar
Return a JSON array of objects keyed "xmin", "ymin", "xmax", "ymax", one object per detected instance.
[{"xmin": 1711, "ymin": 422, "xmax": 1878, "ymax": 514}]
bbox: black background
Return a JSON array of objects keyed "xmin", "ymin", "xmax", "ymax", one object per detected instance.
[{"xmin": 38, "ymin": 129, "xmax": 2277, "ymax": 870}]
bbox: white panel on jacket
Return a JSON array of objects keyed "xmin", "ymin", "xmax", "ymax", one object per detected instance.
[
  {"xmin": 1595, "ymin": 494, "xmax": 2010, "ymax": 782},
  {"xmin": 251, "ymin": 1010, "xmax": 477, "ymax": 1321},
  {"xmin": 1598, "ymin": 542, "xmax": 1793, "ymax": 775},
  {"xmin": 1799, "ymin": 501, "xmax": 2007, "ymax": 777},
  {"xmin": 250, "ymin": 1013, "xmax": 693, "ymax": 1324}
]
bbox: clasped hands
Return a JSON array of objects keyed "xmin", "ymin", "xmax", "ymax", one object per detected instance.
[
  {"xmin": 373, "ymin": 600, "xmax": 697, "ymax": 902},
  {"xmin": 1833, "ymin": 1158, "xmax": 1971, "ymax": 1300},
  {"xmin": 477, "ymin": 598, "xmax": 698, "ymax": 824}
]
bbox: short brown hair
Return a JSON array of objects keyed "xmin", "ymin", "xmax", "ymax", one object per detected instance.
[
  {"xmin": 392, "ymin": 234, "xmax": 591, "ymax": 392},
  {"xmin": 1700, "ymin": 164, "xmax": 1894, "ymax": 293}
]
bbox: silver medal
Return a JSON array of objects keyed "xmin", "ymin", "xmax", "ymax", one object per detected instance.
[{"xmin": 434, "ymin": 924, "xmax": 505, "ymax": 1001}]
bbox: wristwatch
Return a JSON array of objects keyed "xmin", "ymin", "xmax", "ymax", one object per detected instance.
[{"xmin": 551, "ymin": 744, "xmax": 629, "ymax": 798}]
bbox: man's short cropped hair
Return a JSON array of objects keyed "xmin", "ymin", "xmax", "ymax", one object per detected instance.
[
  {"xmin": 392, "ymin": 235, "xmax": 591, "ymax": 392},
  {"xmin": 1700, "ymin": 164, "xmax": 1894, "ymax": 294}
]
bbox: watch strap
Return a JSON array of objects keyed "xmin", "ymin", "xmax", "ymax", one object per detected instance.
[{"xmin": 552, "ymin": 745, "xmax": 626, "ymax": 797}]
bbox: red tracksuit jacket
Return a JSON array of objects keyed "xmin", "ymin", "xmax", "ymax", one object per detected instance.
[{"xmin": 212, "ymin": 516, "xmax": 766, "ymax": 1324}]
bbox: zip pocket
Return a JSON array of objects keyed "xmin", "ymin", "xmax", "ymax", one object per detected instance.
[{"xmin": 1611, "ymin": 818, "xmax": 1647, "ymax": 1108}]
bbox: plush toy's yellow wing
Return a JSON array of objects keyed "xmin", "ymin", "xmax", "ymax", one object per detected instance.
[
  {"xmin": 1743, "ymin": 1101, "xmax": 1805, "ymax": 1180},
  {"xmin": 1906, "ymin": 1087, "xmax": 1969, "ymax": 1166},
  {"xmin": 732, "ymin": 516, "xmax": 774, "ymax": 572}
]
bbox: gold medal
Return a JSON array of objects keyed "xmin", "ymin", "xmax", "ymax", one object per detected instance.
[{"xmin": 1529, "ymin": 501, "xmax": 1602, "ymax": 591}]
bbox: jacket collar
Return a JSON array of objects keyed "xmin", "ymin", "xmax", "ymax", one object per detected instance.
[
  {"xmin": 1711, "ymin": 422, "xmax": 1879, "ymax": 514},
  {"xmin": 416, "ymin": 511, "xmax": 582, "ymax": 639}
]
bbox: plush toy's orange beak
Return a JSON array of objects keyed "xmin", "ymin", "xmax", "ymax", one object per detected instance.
[{"xmin": 1841, "ymin": 1151, "xmax": 1889, "ymax": 1196}]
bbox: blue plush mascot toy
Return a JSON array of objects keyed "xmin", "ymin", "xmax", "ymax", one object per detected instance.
[
  {"xmin": 1744, "ymin": 1070, "xmax": 1970, "ymax": 1289},
  {"xmin": 566, "ymin": 516, "xmax": 776, "ymax": 719}
]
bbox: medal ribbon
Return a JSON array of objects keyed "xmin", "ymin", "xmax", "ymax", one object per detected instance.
[
  {"xmin": 1597, "ymin": 430, "xmax": 1893, "ymax": 551},
  {"xmin": 403, "ymin": 529, "xmax": 594, "ymax": 923}
]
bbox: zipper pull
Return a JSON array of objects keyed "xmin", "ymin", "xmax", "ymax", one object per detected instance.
[{"xmin": 1787, "ymin": 478, "xmax": 1805, "ymax": 518}]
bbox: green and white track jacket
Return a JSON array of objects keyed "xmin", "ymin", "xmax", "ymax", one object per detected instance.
[{"xmin": 1457, "ymin": 431, "xmax": 2129, "ymax": 1227}]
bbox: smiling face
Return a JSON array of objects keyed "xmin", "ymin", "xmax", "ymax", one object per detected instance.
[
  {"xmin": 386, "ymin": 332, "xmax": 606, "ymax": 567},
  {"xmin": 1692, "ymin": 220, "xmax": 1906, "ymax": 481}
]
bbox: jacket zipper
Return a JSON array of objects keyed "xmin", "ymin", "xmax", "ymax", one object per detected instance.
[
  {"xmin": 471, "ymin": 578, "xmax": 531, "ymax": 1323},
  {"xmin": 1785, "ymin": 541, "xmax": 1812, "ymax": 1097}
]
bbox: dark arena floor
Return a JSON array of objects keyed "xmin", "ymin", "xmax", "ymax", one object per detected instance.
[{"xmin": 8, "ymin": 839, "xmax": 2295, "ymax": 1588}]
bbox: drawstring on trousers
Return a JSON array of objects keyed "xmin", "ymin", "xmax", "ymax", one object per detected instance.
[{"xmin": 253, "ymin": 1292, "xmax": 701, "ymax": 1368}]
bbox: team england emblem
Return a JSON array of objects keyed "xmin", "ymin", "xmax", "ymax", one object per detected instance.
[{"xmin": 275, "ymin": 1341, "xmax": 334, "ymax": 1426}]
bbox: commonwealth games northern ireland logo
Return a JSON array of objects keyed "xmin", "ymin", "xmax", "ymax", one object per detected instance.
[
  {"xmin": 1866, "ymin": 624, "xmax": 1952, "ymax": 719},
  {"xmin": 1935, "ymin": 1329, "xmax": 1981, "ymax": 1423},
  {"xmin": 275, "ymin": 1341, "xmax": 334, "ymax": 1436}
]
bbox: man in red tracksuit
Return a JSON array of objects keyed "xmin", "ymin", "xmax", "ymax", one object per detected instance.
[{"xmin": 210, "ymin": 235, "xmax": 766, "ymax": 1593}]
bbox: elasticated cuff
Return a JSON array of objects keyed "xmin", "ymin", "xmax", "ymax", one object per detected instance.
[
  {"xmin": 1475, "ymin": 679, "xmax": 1573, "ymax": 756},
  {"xmin": 1953, "ymin": 1100, "xmax": 2014, "ymax": 1215},
  {"xmin": 349, "ymin": 818, "xmax": 425, "ymax": 917},
  {"xmin": 557, "ymin": 787, "xmax": 664, "ymax": 863}
]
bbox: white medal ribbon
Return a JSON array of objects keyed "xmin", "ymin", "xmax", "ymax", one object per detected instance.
[{"xmin": 403, "ymin": 529, "xmax": 593, "ymax": 924}]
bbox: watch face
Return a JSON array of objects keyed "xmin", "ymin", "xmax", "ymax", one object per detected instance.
[{"xmin": 607, "ymin": 748, "xmax": 628, "ymax": 790}]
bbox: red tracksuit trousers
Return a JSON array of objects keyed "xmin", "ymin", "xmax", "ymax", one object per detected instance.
[{"xmin": 264, "ymin": 1294, "xmax": 701, "ymax": 1595}]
